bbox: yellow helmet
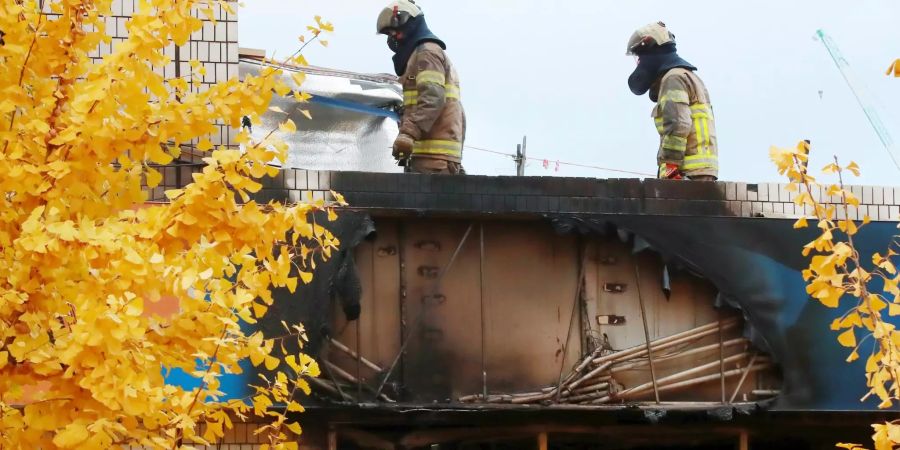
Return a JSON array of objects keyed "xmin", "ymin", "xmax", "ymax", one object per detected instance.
[
  {"xmin": 376, "ymin": 0, "xmax": 423, "ymax": 35},
  {"xmin": 626, "ymin": 21, "xmax": 675, "ymax": 55}
]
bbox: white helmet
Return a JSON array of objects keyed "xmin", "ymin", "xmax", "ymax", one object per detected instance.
[
  {"xmin": 376, "ymin": 0, "xmax": 423, "ymax": 34},
  {"xmin": 626, "ymin": 21, "xmax": 675, "ymax": 55}
]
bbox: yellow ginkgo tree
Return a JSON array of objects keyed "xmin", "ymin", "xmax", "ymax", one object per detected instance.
[
  {"xmin": 772, "ymin": 142, "xmax": 900, "ymax": 450},
  {"xmin": 0, "ymin": 1, "xmax": 337, "ymax": 449}
]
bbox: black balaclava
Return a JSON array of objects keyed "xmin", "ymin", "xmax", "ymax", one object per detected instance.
[
  {"xmin": 628, "ymin": 42, "xmax": 696, "ymax": 102},
  {"xmin": 388, "ymin": 15, "xmax": 446, "ymax": 76}
]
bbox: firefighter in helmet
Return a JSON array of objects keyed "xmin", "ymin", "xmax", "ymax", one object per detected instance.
[
  {"xmin": 627, "ymin": 22, "xmax": 718, "ymax": 181},
  {"xmin": 377, "ymin": 0, "xmax": 466, "ymax": 174}
]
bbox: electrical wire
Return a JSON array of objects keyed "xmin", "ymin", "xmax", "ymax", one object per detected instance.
[
  {"xmin": 464, "ymin": 145, "xmax": 654, "ymax": 177},
  {"xmin": 162, "ymin": 142, "xmax": 654, "ymax": 177}
]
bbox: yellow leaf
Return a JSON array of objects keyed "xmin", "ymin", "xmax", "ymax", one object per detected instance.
[
  {"xmin": 279, "ymin": 119, "xmax": 297, "ymax": 133},
  {"xmin": 888, "ymin": 59, "xmax": 900, "ymax": 77},
  {"xmin": 53, "ymin": 423, "xmax": 89, "ymax": 447},
  {"xmin": 197, "ymin": 139, "xmax": 213, "ymax": 152},
  {"xmin": 146, "ymin": 168, "xmax": 162, "ymax": 188},
  {"xmin": 293, "ymin": 55, "xmax": 309, "ymax": 66},
  {"xmin": 250, "ymin": 350, "xmax": 265, "ymax": 367},
  {"xmin": 889, "ymin": 304, "xmax": 900, "ymax": 317},
  {"xmin": 125, "ymin": 297, "xmax": 144, "ymax": 317},
  {"xmin": 846, "ymin": 350, "xmax": 859, "ymax": 363},
  {"xmin": 838, "ymin": 328, "xmax": 856, "ymax": 348},
  {"xmin": 331, "ymin": 191, "xmax": 347, "ymax": 205},
  {"xmin": 285, "ymin": 421, "xmax": 302, "ymax": 435},
  {"xmin": 181, "ymin": 268, "xmax": 198, "ymax": 290},
  {"xmin": 290, "ymin": 72, "xmax": 306, "ymax": 86},
  {"xmin": 286, "ymin": 277, "xmax": 298, "ymax": 293},
  {"xmin": 264, "ymin": 356, "xmax": 280, "ymax": 370},
  {"xmin": 286, "ymin": 400, "xmax": 304, "ymax": 412},
  {"xmin": 846, "ymin": 161, "xmax": 861, "ymax": 176},
  {"xmin": 793, "ymin": 217, "xmax": 808, "ymax": 229},
  {"xmin": 869, "ymin": 295, "xmax": 888, "ymax": 313},
  {"xmin": 293, "ymin": 91, "xmax": 312, "ymax": 102},
  {"xmin": 300, "ymin": 110, "xmax": 312, "ymax": 120},
  {"xmin": 299, "ymin": 271, "xmax": 313, "ymax": 284},
  {"xmin": 840, "ymin": 312, "xmax": 862, "ymax": 328},
  {"xmin": 274, "ymin": 81, "xmax": 292, "ymax": 97},
  {"xmin": 252, "ymin": 302, "xmax": 268, "ymax": 318},
  {"xmin": 320, "ymin": 40, "xmax": 329, "ymax": 47},
  {"xmin": 48, "ymin": 221, "xmax": 78, "ymax": 241}
]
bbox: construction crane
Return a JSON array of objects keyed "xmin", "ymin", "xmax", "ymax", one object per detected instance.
[{"xmin": 815, "ymin": 29, "xmax": 900, "ymax": 171}]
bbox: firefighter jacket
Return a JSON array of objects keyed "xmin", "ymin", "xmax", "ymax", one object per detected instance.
[
  {"xmin": 652, "ymin": 68, "xmax": 719, "ymax": 179},
  {"xmin": 399, "ymin": 42, "xmax": 465, "ymax": 163}
]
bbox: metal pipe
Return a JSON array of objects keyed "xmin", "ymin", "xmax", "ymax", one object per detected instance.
[
  {"xmin": 719, "ymin": 313, "xmax": 726, "ymax": 404},
  {"xmin": 325, "ymin": 360, "xmax": 394, "ymax": 402},
  {"xmin": 729, "ymin": 352, "xmax": 759, "ymax": 404},
  {"xmin": 479, "ymin": 223, "xmax": 488, "ymax": 400},
  {"xmin": 555, "ymin": 241, "xmax": 589, "ymax": 402},
  {"xmin": 591, "ymin": 317, "xmax": 740, "ymax": 365},
  {"xmin": 614, "ymin": 364, "xmax": 772, "ymax": 401},
  {"xmin": 375, "ymin": 223, "xmax": 475, "ymax": 398},
  {"xmin": 634, "ymin": 262, "xmax": 660, "ymax": 404},
  {"xmin": 309, "ymin": 376, "xmax": 352, "ymax": 402},
  {"xmin": 356, "ymin": 320, "xmax": 363, "ymax": 402},
  {"xmin": 320, "ymin": 341, "xmax": 349, "ymax": 401},
  {"xmin": 618, "ymin": 352, "xmax": 752, "ymax": 398},
  {"xmin": 397, "ymin": 222, "xmax": 408, "ymax": 395},
  {"xmin": 329, "ymin": 338, "xmax": 383, "ymax": 373}
]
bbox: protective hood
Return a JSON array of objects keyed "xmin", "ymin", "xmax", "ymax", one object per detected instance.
[
  {"xmin": 390, "ymin": 15, "xmax": 446, "ymax": 76},
  {"xmin": 628, "ymin": 43, "xmax": 696, "ymax": 100}
]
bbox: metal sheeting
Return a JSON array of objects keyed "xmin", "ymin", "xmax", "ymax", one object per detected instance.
[{"xmin": 240, "ymin": 59, "xmax": 403, "ymax": 173}]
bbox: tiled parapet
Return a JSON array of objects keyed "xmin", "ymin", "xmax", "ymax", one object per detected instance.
[{"xmin": 155, "ymin": 168, "xmax": 900, "ymax": 221}]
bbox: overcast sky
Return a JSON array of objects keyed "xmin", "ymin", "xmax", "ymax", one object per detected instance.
[{"xmin": 241, "ymin": 0, "xmax": 900, "ymax": 185}]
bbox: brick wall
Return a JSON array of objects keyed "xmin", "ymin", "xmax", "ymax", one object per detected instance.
[
  {"xmin": 155, "ymin": 168, "xmax": 900, "ymax": 221},
  {"xmin": 122, "ymin": 422, "xmax": 308, "ymax": 450}
]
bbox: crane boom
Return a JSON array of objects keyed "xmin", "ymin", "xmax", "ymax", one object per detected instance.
[{"xmin": 816, "ymin": 29, "xmax": 900, "ymax": 171}]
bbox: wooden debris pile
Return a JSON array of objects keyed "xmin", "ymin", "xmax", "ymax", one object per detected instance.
[
  {"xmin": 460, "ymin": 318, "xmax": 774, "ymax": 406},
  {"xmin": 309, "ymin": 338, "xmax": 397, "ymax": 403}
]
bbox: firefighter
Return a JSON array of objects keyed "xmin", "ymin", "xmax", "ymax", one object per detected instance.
[
  {"xmin": 377, "ymin": 0, "xmax": 466, "ymax": 174},
  {"xmin": 626, "ymin": 22, "xmax": 718, "ymax": 181}
]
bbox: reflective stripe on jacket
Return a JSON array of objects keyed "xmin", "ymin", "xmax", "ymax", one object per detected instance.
[
  {"xmin": 651, "ymin": 68, "xmax": 718, "ymax": 179},
  {"xmin": 399, "ymin": 42, "xmax": 466, "ymax": 163}
]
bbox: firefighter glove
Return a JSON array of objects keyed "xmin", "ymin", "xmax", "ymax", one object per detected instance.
[
  {"xmin": 393, "ymin": 133, "xmax": 415, "ymax": 160},
  {"xmin": 659, "ymin": 163, "xmax": 684, "ymax": 180}
]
